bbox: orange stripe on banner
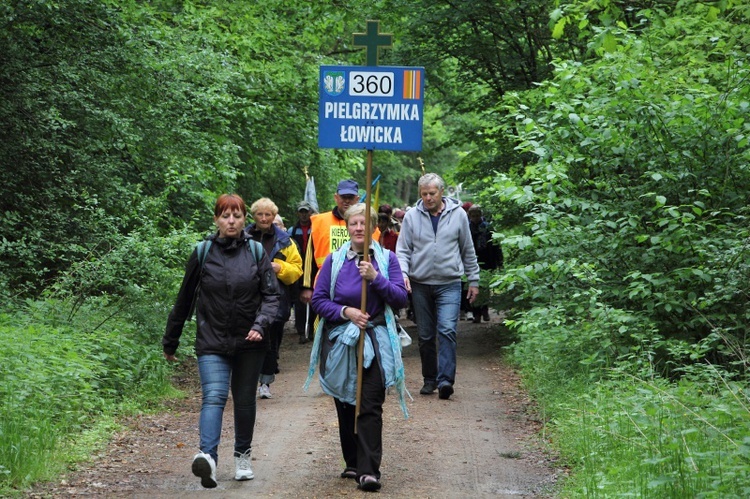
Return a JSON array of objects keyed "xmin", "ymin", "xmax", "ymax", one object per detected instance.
[{"xmin": 403, "ymin": 70, "xmax": 422, "ymax": 100}]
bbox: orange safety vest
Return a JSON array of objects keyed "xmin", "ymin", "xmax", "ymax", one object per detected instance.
[
  {"xmin": 303, "ymin": 210, "xmax": 381, "ymax": 288},
  {"xmin": 310, "ymin": 211, "xmax": 348, "ymax": 268}
]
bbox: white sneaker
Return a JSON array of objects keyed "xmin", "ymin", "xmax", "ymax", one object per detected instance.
[
  {"xmin": 465, "ymin": 311, "xmax": 474, "ymax": 321},
  {"xmin": 192, "ymin": 452, "xmax": 217, "ymax": 488},
  {"xmin": 259, "ymin": 384, "xmax": 272, "ymax": 399},
  {"xmin": 234, "ymin": 449, "xmax": 254, "ymax": 480}
]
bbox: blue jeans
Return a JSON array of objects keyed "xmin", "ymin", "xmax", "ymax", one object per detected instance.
[
  {"xmin": 197, "ymin": 350, "xmax": 264, "ymax": 464},
  {"xmin": 410, "ymin": 281, "xmax": 462, "ymax": 388}
]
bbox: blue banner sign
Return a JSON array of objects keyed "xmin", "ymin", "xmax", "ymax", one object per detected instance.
[{"xmin": 318, "ymin": 65, "xmax": 424, "ymax": 151}]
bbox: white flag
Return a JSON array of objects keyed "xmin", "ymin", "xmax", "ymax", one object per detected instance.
[{"xmin": 305, "ymin": 176, "xmax": 319, "ymax": 213}]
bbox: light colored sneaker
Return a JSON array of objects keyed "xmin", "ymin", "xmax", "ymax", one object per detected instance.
[
  {"xmin": 465, "ymin": 311, "xmax": 474, "ymax": 322},
  {"xmin": 192, "ymin": 452, "xmax": 217, "ymax": 488},
  {"xmin": 235, "ymin": 449, "xmax": 254, "ymax": 480},
  {"xmin": 259, "ymin": 384, "xmax": 272, "ymax": 399}
]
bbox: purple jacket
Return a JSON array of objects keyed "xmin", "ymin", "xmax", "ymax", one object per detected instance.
[{"xmin": 312, "ymin": 251, "xmax": 407, "ymax": 322}]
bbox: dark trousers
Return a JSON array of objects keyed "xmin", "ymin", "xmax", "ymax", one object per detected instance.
[
  {"xmin": 260, "ymin": 320, "xmax": 284, "ymax": 382},
  {"xmin": 334, "ymin": 358, "xmax": 385, "ymax": 479}
]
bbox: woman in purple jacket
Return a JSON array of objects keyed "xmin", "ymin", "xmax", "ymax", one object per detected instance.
[{"xmin": 305, "ymin": 203, "xmax": 408, "ymax": 492}]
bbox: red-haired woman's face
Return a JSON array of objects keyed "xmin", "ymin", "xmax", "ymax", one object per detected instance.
[{"xmin": 214, "ymin": 208, "xmax": 246, "ymax": 239}]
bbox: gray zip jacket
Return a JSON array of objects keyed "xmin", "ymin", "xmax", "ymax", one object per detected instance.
[{"xmin": 396, "ymin": 196, "xmax": 480, "ymax": 286}]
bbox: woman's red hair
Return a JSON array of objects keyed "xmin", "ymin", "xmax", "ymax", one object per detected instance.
[{"xmin": 214, "ymin": 194, "xmax": 247, "ymax": 217}]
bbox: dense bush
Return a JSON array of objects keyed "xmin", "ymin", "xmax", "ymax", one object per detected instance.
[
  {"xmin": 481, "ymin": 4, "xmax": 750, "ymax": 496},
  {"xmin": 493, "ymin": 7, "xmax": 750, "ymax": 377},
  {"xmin": 0, "ymin": 225, "xmax": 201, "ymax": 491}
]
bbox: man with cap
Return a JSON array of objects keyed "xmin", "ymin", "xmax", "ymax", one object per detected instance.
[
  {"xmin": 288, "ymin": 200, "xmax": 316, "ymax": 343},
  {"xmin": 300, "ymin": 179, "xmax": 380, "ymax": 305}
]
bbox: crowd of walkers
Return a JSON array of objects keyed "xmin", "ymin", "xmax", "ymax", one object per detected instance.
[{"xmin": 162, "ymin": 173, "xmax": 502, "ymax": 492}]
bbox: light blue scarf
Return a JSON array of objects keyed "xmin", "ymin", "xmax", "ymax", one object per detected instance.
[{"xmin": 304, "ymin": 241, "xmax": 410, "ymax": 418}]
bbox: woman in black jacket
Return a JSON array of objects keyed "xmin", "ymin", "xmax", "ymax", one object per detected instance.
[{"xmin": 163, "ymin": 193, "xmax": 280, "ymax": 489}]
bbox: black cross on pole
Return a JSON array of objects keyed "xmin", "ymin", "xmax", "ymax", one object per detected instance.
[{"xmin": 353, "ymin": 20, "xmax": 392, "ymax": 66}]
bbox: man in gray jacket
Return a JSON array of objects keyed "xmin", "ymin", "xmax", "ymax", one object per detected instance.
[{"xmin": 396, "ymin": 173, "xmax": 480, "ymax": 400}]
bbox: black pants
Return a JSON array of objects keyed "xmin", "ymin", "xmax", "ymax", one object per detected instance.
[
  {"xmin": 334, "ymin": 358, "xmax": 385, "ymax": 479},
  {"xmin": 260, "ymin": 320, "xmax": 284, "ymax": 380}
]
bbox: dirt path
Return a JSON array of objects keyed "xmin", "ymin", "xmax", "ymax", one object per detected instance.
[{"xmin": 28, "ymin": 314, "xmax": 560, "ymax": 498}]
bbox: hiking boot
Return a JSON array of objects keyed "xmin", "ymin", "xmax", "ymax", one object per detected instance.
[
  {"xmin": 419, "ymin": 382, "xmax": 436, "ymax": 395},
  {"xmin": 234, "ymin": 449, "xmax": 254, "ymax": 481},
  {"xmin": 465, "ymin": 311, "xmax": 474, "ymax": 321},
  {"xmin": 259, "ymin": 384, "xmax": 272, "ymax": 399},
  {"xmin": 192, "ymin": 452, "xmax": 217, "ymax": 489},
  {"xmin": 298, "ymin": 335, "xmax": 309, "ymax": 344},
  {"xmin": 438, "ymin": 383, "xmax": 454, "ymax": 400},
  {"xmin": 483, "ymin": 310, "xmax": 491, "ymax": 321}
]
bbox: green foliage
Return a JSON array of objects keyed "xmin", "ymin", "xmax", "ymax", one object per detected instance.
[
  {"xmin": 2, "ymin": 1, "xmax": 421, "ymax": 297},
  {"xmin": 551, "ymin": 371, "xmax": 750, "ymax": 498},
  {"xmin": 482, "ymin": 4, "xmax": 750, "ymax": 496},
  {"xmin": 494, "ymin": 7, "xmax": 750, "ymax": 375},
  {"xmin": 4, "ymin": 0, "xmax": 750, "ymax": 496},
  {"xmin": 0, "ymin": 293, "xmax": 174, "ymax": 490}
]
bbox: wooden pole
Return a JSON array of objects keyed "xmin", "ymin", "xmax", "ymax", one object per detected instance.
[{"xmin": 354, "ymin": 149, "xmax": 374, "ymax": 431}]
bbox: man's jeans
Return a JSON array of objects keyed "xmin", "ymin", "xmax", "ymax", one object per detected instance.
[
  {"xmin": 197, "ymin": 350, "xmax": 264, "ymax": 463},
  {"xmin": 410, "ymin": 281, "xmax": 462, "ymax": 388}
]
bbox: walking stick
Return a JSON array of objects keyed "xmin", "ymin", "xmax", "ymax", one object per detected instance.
[
  {"xmin": 355, "ymin": 149, "xmax": 374, "ymax": 433},
  {"xmin": 304, "ymin": 303, "xmax": 310, "ymax": 339}
]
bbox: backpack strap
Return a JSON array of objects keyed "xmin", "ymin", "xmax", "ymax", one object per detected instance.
[
  {"xmin": 197, "ymin": 238, "xmax": 262, "ymax": 271},
  {"xmin": 197, "ymin": 240, "xmax": 212, "ymax": 269},
  {"xmin": 247, "ymin": 238, "xmax": 264, "ymax": 263},
  {"xmin": 189, "ymin": 240, "xmax": 210, "ymax": 321}
]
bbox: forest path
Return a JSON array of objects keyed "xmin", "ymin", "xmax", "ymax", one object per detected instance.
[{"xmin": 28, "ymin": 313, "xmax": 561, "ymax": 498}]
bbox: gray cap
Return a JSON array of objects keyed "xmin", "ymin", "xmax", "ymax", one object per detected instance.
[{"xmin": 297, "ymin": 200, "xmax": 315, "ymax": 212}]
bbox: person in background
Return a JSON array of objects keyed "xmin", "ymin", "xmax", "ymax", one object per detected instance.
[
  {"xmin": 467, "ymin": 204, "xmax": 503, "ymax": 323},
  {"xmin": 273, "ymin": 214, "xmax": 285, "ymax": 231},
  {"xmin": 377, "ymin": 212, "xmax": 398, "ymax": 252},
  {"xmin": 288, "ymin": 200, "xmax": 316, "ymax": 343},
  {"xmin": 377, "ymin": 203, "xmax": 399, "ymax": 232},
  {"xmin": 392, "ymin": 208, "xmax": 405, "ymax": 232},
  {"xmin": 246, "ymin": 198, "xmax": 302, "ymax": 399},
  {"xmin": 390, "ymin": 208, "xmax": 412, "ymax": 319},
  {"xmin": 305, "ymin": 203, "xmax": 408, "ymax": 492},
  {"xmin": 163, "ymin": 194, "xmax": 280, "ymax": 488},
  {"xmin": 459, "ymin": 201, "xmax": 474, "ymax": 322},
  {"xmin": 300, "ymin": 179, "xmax": 381, "ymax": 304},
  {"xmin": 396, "ymin": 173, "xmax": 480, "ymax": 400}
]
